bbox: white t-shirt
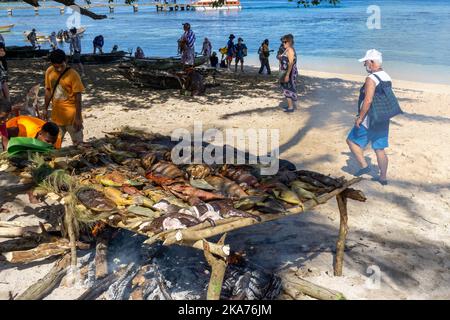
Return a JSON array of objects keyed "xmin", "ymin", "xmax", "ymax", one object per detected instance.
[{"xmin": 361, "ymin": 70, "xmax": 392, "ymax": 128}]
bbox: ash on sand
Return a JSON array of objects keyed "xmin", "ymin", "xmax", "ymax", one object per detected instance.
[{"xmin": 101, "ymin": 230, "xmax": 282, "ymax": 300}]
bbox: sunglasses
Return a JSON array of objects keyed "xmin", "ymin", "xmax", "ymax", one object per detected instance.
[{"xmin": 282, "ymin": 41, "xmax": 289, "ymax": 44}]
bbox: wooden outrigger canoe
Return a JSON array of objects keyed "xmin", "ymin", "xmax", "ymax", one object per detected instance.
[
  {"xmin": 127, "ymin": 55, "xmax": 208, "ymax": 71},
  {"xmin": 5, "ymin": 46, "xmax": 50, "ymax": 59},
  {"xmin": 69, "ymin": 51, "xmax": 127, "ymax": 65}
]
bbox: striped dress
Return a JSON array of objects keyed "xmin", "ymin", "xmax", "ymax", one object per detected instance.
[{"xmin": 181, "ymin": 30, "xmax": 196, "ymax": 65}]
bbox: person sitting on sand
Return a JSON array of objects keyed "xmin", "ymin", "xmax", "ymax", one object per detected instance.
[
  {"xmin": 346, "ymin": 49, "xmax": 394, "ymax": 186},
  {"xmin": 93, "ymin": 35, "xmax": 104, "ymax": 54},
  {"xmin": 44, "ymin": 49, "xmax": 85, "ymax": 146},
  {"xmin": 210, "ymin": 52, "xmax": 219, "ymax": 68},
  {"xmin": 111, "ymin": 45, "xmax": 119, "ymax": 53},
  {"xmin": 135, "ymin": 47, "xmax": 145, "ymax": 59},
  {"xmin": 234, "ymin": 37, "xmax": 247, "ymax": 73},
  {"xmin": 1, "ymin": 115, "xmax": 62, "ymax": 151}
]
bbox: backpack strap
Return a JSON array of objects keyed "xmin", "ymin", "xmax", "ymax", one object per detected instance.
[
  {"xmin": 372, "ymin": 73, "xmax": 382, "ymax": 83},
  {"xmin": 44, "ymin": 67, "xmax": 71, "ymax": 115}
]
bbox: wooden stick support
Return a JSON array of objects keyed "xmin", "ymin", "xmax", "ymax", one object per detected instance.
[
  {"xmin": 334, "ymin": 193, "xmax": 349, "ymax": 276},
  {"xmin": 204, "ymin": 234, "xmax": 228, "ymax": 300}
]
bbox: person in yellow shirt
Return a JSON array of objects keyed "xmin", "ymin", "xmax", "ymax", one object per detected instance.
[
  {"xmin": 44, "ymin": 49, "xmax": 85, "ymax": 145},
  {"xmin": 1, "ymin": 115, "xmax": 62, "ymax": 151}
]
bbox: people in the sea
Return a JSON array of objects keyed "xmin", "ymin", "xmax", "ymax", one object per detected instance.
[
  {"xmin": 93, "ymin": 35, "xmax": 104, "ymax": 54},
  {"xmin": 258, "ymin": 39, "xmax": 271, "ymax": 75},
  {"xmin": 27, "ymin": 29, "xmax": 38, "ymax": 49},
  {"xmin": 68, "ymin": 28, "xmax": 85, "ymax": 76},
  {"xmin": 0, "ymin": 43, "xmax": 10, "ymax": 102},
  {"xmin": 1, "ymin": 115, "xmax": 62, "ymax": 150},
  {"xmin": 0, "ymin": 34, "xmax": 5, "ymax": 46},
  {"xmin": 178, "ymin": 23, "xmax": 196, "ymax": 66},
  {"xmin": 201, "ymin": 37, "xmax": 212, "ymax": 62},
  {"xmin": 234, "ymin": 37, "xmax": 247, "ymax": 73},
  {"xmin": 49, "ymin": 32, "xmax": 58, "ymax": 50},
  {"xmin": 44, "ymin": 49, "xmax": 85, "ymax": 146},
  {"xmin": 111, "ymin": 45, "xmax": 119, "ymax": 53},
  {"xmin": 226, "ymin": 34, "xmax": 236, "ymax": 69},
  {"xmin": 279, "ymin": 34, "xmax": 298, "ymax": 113},
  {"xmin": 346, "ymin": 49, "xmax": 394, "ymax": 186},
  {"xmin": 135, "ymin": 47, "xmax": 145, "ymax": 59},
  {"xmin": 210, "ymin": 52, "xmax": 219, "ymax": 68}
]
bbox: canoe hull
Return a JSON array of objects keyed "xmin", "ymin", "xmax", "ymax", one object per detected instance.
[
  {"xmin": 0, "ymin": 24, "xmax": 15, "ymax": 33},
  {"xmin": 69, "ymin": 51, "xmax": 127, "ymax": 65},
  {"xmin": 129, "ymin": 55, "xmax": 208, "ymax": 71},
  {"xmin": 5, "ymin": 46, "xmax": 50, "ymax": 59}
]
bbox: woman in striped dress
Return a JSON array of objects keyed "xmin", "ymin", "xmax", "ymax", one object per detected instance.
[{"xmin": 179, "ymin": 23, "xmax": 196, "ymax": 66}]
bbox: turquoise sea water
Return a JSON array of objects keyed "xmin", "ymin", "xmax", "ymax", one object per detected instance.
[{"xmin": 1, "ymin": 0, "xmax": 450, "ymax": 83}]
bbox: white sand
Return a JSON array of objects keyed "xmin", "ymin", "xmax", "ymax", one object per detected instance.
[{"xmin": 1, "ymin": 61, "xmax": 449, "ymax": 299}]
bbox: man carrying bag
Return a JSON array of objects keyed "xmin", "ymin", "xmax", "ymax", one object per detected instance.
[{"xmin": 346, "ymin": 49, "xmax": 403, "ymax": 186}]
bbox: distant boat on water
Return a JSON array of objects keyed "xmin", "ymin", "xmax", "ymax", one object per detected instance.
[
  {"xmin": 0, "ymin": 24, "xmax": 15, "ymax": 33},
  {"xmin": 192, "ymin": 0, "xmax": 241, "ymax": 11}
]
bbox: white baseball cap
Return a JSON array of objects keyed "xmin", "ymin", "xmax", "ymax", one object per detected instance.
[{"xmin": 358, "ymin": 49, "xmax": 383, "ymax": 63}]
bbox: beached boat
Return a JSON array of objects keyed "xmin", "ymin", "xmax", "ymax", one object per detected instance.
[
  {"xmin": 192, "ymin": 0, "xmax": 241, "ymax": 11},
  {"xmin": 69, "ymin": 51, "xmax": 127, "ymax": 65},
  {"xmin": 128, "ymin": 55, "xmax": 208, "ymax": 70},
  {"xmin": 119, "ymin": 66, "xmax": 183, "ymax": 90},
  {"xmin": 0, "ymin": 24, "xmax": 15, "ymax": 33},
  {"xmin": 5, "ymin": 46, "xmax": 50, "ymax": 59}
]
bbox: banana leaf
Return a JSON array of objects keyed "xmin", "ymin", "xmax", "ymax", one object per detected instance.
[{"xmin": 7, "ymin": 137, "xmax": 54, "ymax": 157}]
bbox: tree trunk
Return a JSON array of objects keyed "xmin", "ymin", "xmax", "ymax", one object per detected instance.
[{"xmin": 16, "ymin": 254, "xmax": 71, "ymax": 300}]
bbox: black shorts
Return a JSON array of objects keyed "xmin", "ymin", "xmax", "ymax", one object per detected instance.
[{"xmin": 235, "ymin": 57, "xmax": 244, "ymax": 63}]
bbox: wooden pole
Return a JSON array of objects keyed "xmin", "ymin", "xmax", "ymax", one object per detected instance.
[
  {"xmin": 281, "ymin": 271, "xmax": 346, "ymax": 300},
  {"xmin": 204, "ymin": 234, "xmax": 228, "ymax": 300},
  {"xmin": 64, "ymin": 203, "xmax": 78, "ymax": 272},
  {"xmin": 95, "ymin": 229, "xmax": 111, "ymax": 280},
  {"xmin": 334, "ymin": 194, "xmax": 348, "ymax": 276},
  {"xmin": 16, "ymin": 254, "xmax": 71, "ymax": 300},
  {"xmin": 163, "ymin": 178, "xmax": 361, "ymax": 245},
  {"xmin": 2, "ymin": 239, "xmax": 89, "ymax": 264}
]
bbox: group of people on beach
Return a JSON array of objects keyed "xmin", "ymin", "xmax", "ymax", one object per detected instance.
[{"xmin": 1, "ymin": 21, "xmax": 397, "ymax": 185}]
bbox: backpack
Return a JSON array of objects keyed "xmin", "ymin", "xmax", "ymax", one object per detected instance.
[{"xmin": 360, "ymin": 73, "xmax": 403, "ymax": 127}]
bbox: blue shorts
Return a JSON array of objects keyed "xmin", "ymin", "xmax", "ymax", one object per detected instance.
[{"xmin": 347, "ymin": 122, "xmax": 389, "ymax": 150}]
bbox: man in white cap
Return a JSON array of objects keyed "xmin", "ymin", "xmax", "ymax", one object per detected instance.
[{"xmin": 346, "ymin": 49, "xmax": 392, "ymax": 185}]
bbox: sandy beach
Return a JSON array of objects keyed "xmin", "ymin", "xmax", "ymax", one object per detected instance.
[{"xmin": 1, "ymin": 59, "xmax": 449, "ymax": 300}]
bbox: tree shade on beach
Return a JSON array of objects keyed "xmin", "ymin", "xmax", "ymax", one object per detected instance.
[{"xmin": 20, "ymin": 0, "xmax": 341, "ymax": 20}]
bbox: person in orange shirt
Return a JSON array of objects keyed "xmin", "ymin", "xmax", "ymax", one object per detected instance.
[
  {"xmin": 44, "ymin": 49, "xmax": 85, "ymax": 145},
  {"xmin": 1, "ymin": 115, "xmax": 62, "ymax": 151}
]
